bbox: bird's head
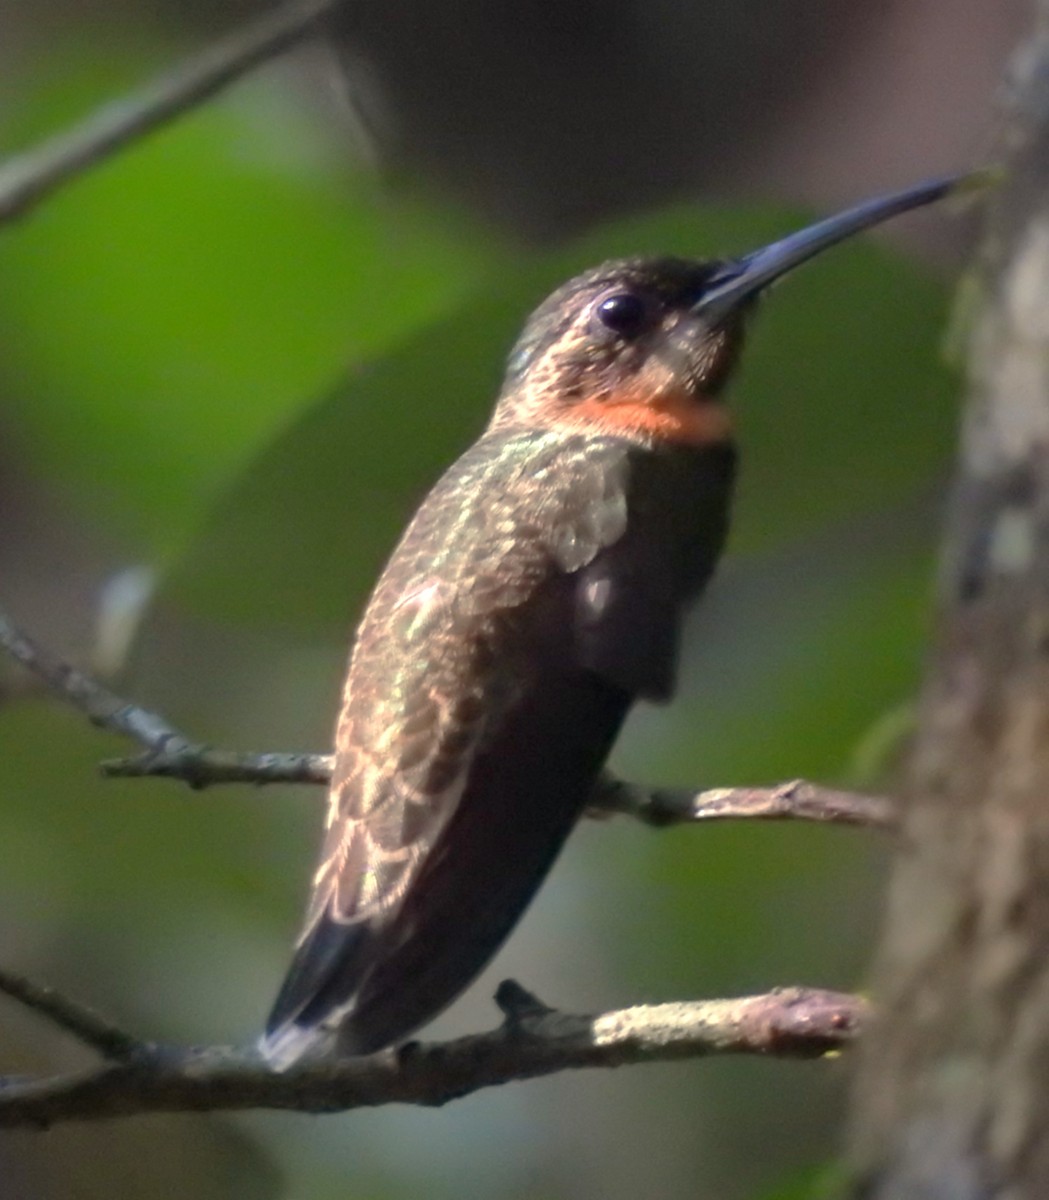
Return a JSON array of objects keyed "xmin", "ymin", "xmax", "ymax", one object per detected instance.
[{"xmin": 490, "ymin": 173, "xmax": 983, "ymax": 449}]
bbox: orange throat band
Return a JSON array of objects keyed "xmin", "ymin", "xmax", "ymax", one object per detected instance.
[{"xmin": 552, "ymin": 383, "xmax": 733, "ymax": 448}]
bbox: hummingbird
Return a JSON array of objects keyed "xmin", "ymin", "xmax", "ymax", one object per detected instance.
[{"xmin": 261, "ymin": 174, "xmax": 974, "ymax": 1067}]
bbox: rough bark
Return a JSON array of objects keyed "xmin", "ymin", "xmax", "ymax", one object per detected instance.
[
  {"xmin": 0, "ymin": 985, "xmax": 866, "ymax": 1129},
  {"xmin": 848, "ymin": 7, "xmax": 1049, "ymax": 1197}
]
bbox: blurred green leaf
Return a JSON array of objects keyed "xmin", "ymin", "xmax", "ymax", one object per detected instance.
[
  {"xmin": 162, "ymin": 201, "xmax": 955, "ymax": 636},
  {"xmin": 0, "ymin": 39, "xmax": 506, "ymax": 552},
  {"xmin": 0, "ymin": 701, "xmax": 285, "ymax": 920},
  {"xmin": 750, "ymin": 1162, "xmax": 846, "ymax": 1200}
]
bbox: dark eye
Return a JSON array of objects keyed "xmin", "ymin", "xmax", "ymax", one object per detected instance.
[{"xmin": 593, "ymin": 291, "xmax": 652, "ymax": 339}]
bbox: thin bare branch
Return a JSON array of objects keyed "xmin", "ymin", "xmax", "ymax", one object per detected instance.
[
  {"xmin": 102, "ymin": 747, "xmax": 333, "ymax": 788},
  {"xmin": 0, "ymin": 605, "xmax": 894, "ymax": 832},
  {"xmin": 0, "ymin": 0, "xmax": 340, "ymax": 226},
  {"xmin": 0, "ymin": 968, "xmax": 148, "ymax": 1062},
  {"xmin": 0, "ymin": 608, "xmax": 190, "ymax": 751},
  {"xmin": 593, "ymin": 776, "xmax": 897, "ymax": 831},
  {"xmin": 104, "ymin": 746, "xmax": 894, "ymax": 830},
  {"xmin": 0, "ymin": 984, "xmax": 867, "ymax": 1129}
]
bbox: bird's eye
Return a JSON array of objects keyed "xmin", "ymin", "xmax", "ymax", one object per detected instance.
[{"xmin": 593, "ymin": 292, "xmax": 652, "ymax": 339}]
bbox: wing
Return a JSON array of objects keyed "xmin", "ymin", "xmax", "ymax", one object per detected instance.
[
  {"xmin": 576, "ymin": 441, "xmax": 735, "ymax": 700},
  {"xmin": 262, "ymin": 432, "xmax": 633, "ymax": 1063},
  {"xmin": 340, "ymin": 655, "xmax": 631, "ymax": 1053}
]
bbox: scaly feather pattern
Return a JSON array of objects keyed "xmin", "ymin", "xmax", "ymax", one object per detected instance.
[{"xmin": 263, "ymin": 427, "xmax": 733, "ymax": 1063}]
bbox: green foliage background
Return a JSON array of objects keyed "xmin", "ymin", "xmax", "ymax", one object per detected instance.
[{"xmin": 0, "ymin": 33, "xmax": 958, "ymax": 1200}]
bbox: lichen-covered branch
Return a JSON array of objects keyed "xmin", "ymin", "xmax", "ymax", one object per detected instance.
[
  {"xmin": 0, "ymin": 983, "xmax": 867, "ymax": 1129},
  {"xmin": 0, "ymin": 0, "xmax": 340, "ymax": 225}
]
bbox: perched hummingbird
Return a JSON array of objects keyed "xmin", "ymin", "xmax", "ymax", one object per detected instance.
[{"xmin": 262, "ymin": 175, "xmax": 972, "ymax": 1067}]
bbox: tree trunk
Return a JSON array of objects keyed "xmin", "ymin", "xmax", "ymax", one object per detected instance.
[{"xmin": 848, "ymin": 6, "xmax": 1049, "ymax": 1197}]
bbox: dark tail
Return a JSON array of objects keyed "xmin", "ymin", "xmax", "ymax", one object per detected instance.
[{"xmin": 259, "ymin": 915, "xmax": 373, "ymax": 1070}]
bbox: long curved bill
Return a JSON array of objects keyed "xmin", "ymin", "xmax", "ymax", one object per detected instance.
[{"xmin": 694, "ymin": 170, "xmax": 991, "ymax": 322}]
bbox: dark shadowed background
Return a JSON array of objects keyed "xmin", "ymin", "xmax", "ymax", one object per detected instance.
[{"xmin": 0, "ymin": 2, "xmax": 1028, "ymax": 1197}]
